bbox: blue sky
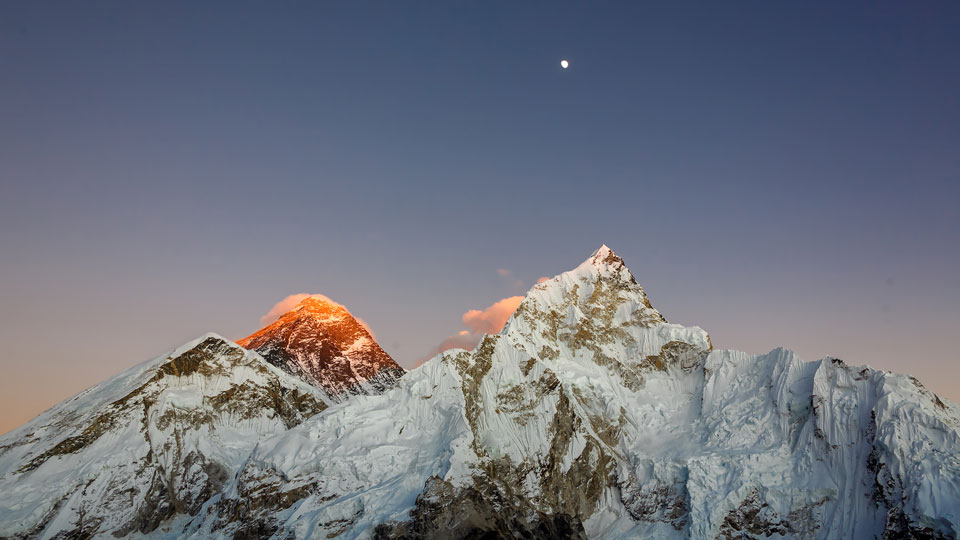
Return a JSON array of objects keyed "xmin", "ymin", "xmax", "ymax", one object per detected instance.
[{"xmin": 1, "ymin": 1, "xmax": 958, "ymax": 433}]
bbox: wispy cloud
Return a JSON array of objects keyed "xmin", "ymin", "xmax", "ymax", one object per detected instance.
[
  {"xmin": 496, "ymin": 268, "xmax": 525, "ymax": 289},
  {"xmin": 260, "ymin": 293, "xmax": 318, "ymax": 325}
]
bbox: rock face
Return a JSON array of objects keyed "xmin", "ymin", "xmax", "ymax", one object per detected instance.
[
  {"xmin": 2, "ymin": 246, "xmax": 959, "ymax": 539},
  {"xmin": 0, "ymin": 334, "xmax": 328, "ymax": 539},
  {"xmin": 238, "ymin": 296, "xmax": 405, "ymax": 400}
]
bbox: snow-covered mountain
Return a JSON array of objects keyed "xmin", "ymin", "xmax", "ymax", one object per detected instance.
[
  {"xmin": 187, "ymin": 246, "xmax": 960, "ymax": 539},
  {"xmin": 237, "ymin": 295, "xmax": 405, "ymax": 400},
  {"xmin": 0, "ymin": 334, "xmax": 329, "ymax": 539},
  {"xmin": 2, "ymin": 246, "xmax": 958, "ymax": 539}
]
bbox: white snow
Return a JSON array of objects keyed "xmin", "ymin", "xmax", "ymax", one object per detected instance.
[{"xmin": 2, "ymin": 249, "xmax": 958, "ymax": 539}]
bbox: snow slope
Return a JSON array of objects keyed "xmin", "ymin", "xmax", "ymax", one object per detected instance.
[{"xmin": 0, "ymin": 335, "xmax": 329, "ymax": 539}]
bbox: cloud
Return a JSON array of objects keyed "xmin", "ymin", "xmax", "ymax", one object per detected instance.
[
  {"xmin": 496, "ymin": 268, "xmax": 525, "ymax": 290},
  {"xmin": 260, "ymin": 293, "xmax": 316, "ymax": 325},
  {"xmin": 437, "ymin": 332, "xmax": 484, "ymax": 355},
  {"xmin": 462, "ymin": 296, "xmax": 524, "ymax": 334},
  {"xmin": 258, "ymin": 293, "xmax": 375, "ymax": 337},
  {"xmin": 415, "ymin": 330, "xmax": 483, "ymax": 367},
  {"xmin": 417, "ymin": 295, "xmax": 525, "ymax": 366},
  {"xmin": 413, "ymin": 330, "xmax": 483, "ymax": 367}
]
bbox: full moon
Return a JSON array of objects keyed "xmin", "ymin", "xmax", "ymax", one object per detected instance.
[{"xmin": 560, "ymin": 59, "xmax": 569, "ymax": 69}]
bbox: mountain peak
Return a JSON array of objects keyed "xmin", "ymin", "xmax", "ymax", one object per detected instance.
[
  {"xmin": 289, "ymin": 294, "xmax": 350, "ymax": 317},
  {"xmin": 501, "ymin": 245, "xmax": 689, "ymax": 357},
  {"xmin": 238, "ymin": 294, "xmax": 404, "ymax": 399},
  {"xmin": 591, "ymin": 243, "xmax": 615, "ymax": 258},
  {"xmin": 296, "ymin": 294, "xmax": 342, "ymax": 308},
  {"xmin": 567, "ymin": 244, "xmax": 635, "ymax": 287},
  {"xmin": 584, "ymin": 244, "xmax": 626, "ymax": 269}
]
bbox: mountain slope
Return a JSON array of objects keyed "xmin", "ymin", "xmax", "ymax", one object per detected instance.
[
  {"xmin": 0, "ymin": 334, "xmax": 329, "ymax": 539},
  {"xmin": 187, "ymin": 246, "xmax": 960, "ymax": 540},
  {"xmin": 238, "ymin": 296, "xmax": 405, "ymax": 400}
]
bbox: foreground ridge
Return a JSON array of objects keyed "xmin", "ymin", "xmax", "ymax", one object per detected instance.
[
  {"xmin": 1, "ymin": 246, "xmax": 958, "ymax": 539},
  {"xmin": 0, "ymin": 334, "xmax": 328, "ymax": 538}
]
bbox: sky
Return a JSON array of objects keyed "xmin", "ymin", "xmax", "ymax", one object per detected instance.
[{"xmin": 1, "ymin": 1, "xmax": 958, "ymax": 434}]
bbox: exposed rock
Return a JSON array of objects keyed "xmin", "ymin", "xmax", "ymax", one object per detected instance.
[
  {"xmin": 0, "ymin": 334, "xmax": 329, "ymax": 539},
  {"xmin": 373, "ymin": 476, "xmax": 588, "ymax": 540},
  {"xmin": 238, "ymin": 295, "xmax": 405, "ymax": 399}
]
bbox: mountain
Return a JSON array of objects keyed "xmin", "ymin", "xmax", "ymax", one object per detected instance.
[
  {"xmin": 0, "ymin": 334, "xmax": 329, "ymax": 539},
  {"xmin": 187, "ymin": 246, "xmax": 960, "ymax": 540},
  {"xmin": 238, "ymin": 295, "xmax": 405, "ymax": 400},
  {"xmin": 2, "ymin": 246, "xmax": 959, "ymax": 539}
]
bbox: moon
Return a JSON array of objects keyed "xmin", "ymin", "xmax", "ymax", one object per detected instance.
[{"xmin": 560, "ymin": 59, "xmax": 569, "ymax": 69}]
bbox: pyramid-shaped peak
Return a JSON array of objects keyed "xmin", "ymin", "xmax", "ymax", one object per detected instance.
[
  {"xmin": 594, "ymin": 243, "xmax": 614, "ymax": 255},
  {"xmin": 500, "ymin": 244, "xmax": 687, "ymax": 359},
  {"xmin": 587, "ymin": 244, "xmax": 624, "ymax": 267},
  {"xmin": 509, "ymin": 246, "xmax": 659, "ymax": 327},
  {"xmin": 293, "ymin": 295, "xmax": 350, "ymax": 315},
  {"xmin": 571, "ymin": 244, "xmax": 635, "ymax": 285},
  {"xmin": 241, "ymin": 295, "xmax": 359, "ymax": 347},
  {"xmin": 237, "ymin": 294, "xmax": 404, "ymax": 398}
]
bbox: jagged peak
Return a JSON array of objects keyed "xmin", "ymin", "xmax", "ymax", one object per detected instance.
[
  {"xmin": 530, "ymin": 245, "xmax": 640, "ymax": 299},
  {"xmin": 501, "ymin": 246, "xmax": 669, "ymax": 344},
  {"xmin": 566, "ymin": 243, "xmax": 632, "ymax": 281},
  {"xmin": 528, "ymin": 246, "xmax": 640, "ymax": 297},
  {"xmin": 589, "ymin": 243, "xmax": 618, "ymax": 263}
]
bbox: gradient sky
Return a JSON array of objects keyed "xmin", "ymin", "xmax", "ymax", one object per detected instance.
[{"xmin": 2, "ymin": 2, "xmax": 959, "ymax": 434}]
